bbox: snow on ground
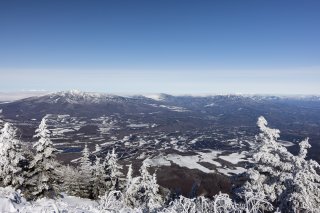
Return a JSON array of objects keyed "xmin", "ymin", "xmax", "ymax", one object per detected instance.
[
  {"xmin": 92, "ymin": 116, "xmax": 118, "ymax": 134},
  {"xmin": 189, "ymin": 136, "xmax": 204, "ymax": 144},
  {"xmin": 144, "ymin": 156, "xmax": 172, "ymax": 167},
  {"xmin": 51, "ymin": 128, "xmax": 75, "ymax": 136},
  {"xmin": 149, "ymin": 103, "xmax": 189, "ymax": 112},
  {"xmin": 218, "ymin": 152, "xmax": 247, "ymax": 164},
  {"xmin": 100, "ymin": 140, "xmax": 117, "ymax": 146},
  {"xmin": 144, "ymin": 150, "xmax": 249, "ymax": 176},
  {"xmin": 144, "ymin": 151, "xmax": 223, "ymax": 173},
  {"xmin": 166, "ymin": 154, "xmax": 213, "ymax": 173},
  {"xmin": 158, "ymin": 105, "xmax": 189, "ymax": 112},
  {"xmin": 198, "ymin": 151, "xmax": 223, "ymax": 167},
  {"xmin": 0, "ymin": 187, "xmax": 99, "ymax": 213},
  {"xmin": 278, "ymin": 140, "xmax": 295, "ymax": 147},
  {"xmin": 204, "ymin": 103, "xmax": 217, "ymax": 107},
  {"xmin": 143, "ymin": 94, "xmax": 167, "ymax": 101},
  {"xmin": 217, "ymin": 167, "xmax": 247, "ymax": 176},
  {"xmin": 127, "ymin": 123, "xmax": 150, "ymax": 128}
]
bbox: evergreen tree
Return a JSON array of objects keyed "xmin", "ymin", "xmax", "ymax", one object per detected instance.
[
  {"xmin": 26, "ymin": 116, "xmax": 59, "ymax": 198},
  {"xmin": 80, "ymin": 143, "xmax": 92, "ymax": 176},
  {"xmin": 78, "ymin": 143, "xmax": 93, "ymax": 198},
  {"xmin": 124, "ymin": 164, "xmax": 138, "ymax": 207},
  {"xmin": 92, "ymin": 156, "xmax": 107, "ymax": 199},
  {"xmin": 126, "ymin": 164, "xmax": 133, "ymax": 190},
  {"xmin": 139, "ymin": 162, "xmax": 163, "ymax": 210},
  {"xmin": 243, "ymin": 116, "xmax": 320, "ymax": 212},
  {"xmin": 105, "ymin": 148, "xmax": 123, "ymax": 192},
  {"xmin": 0, "ymin": 123, "xmax": 24, "ymax": 188},
  {"xmin": 286, "ymin": 138, "xmax": 320, "ymax": 211},
  {"xmin": 95, "ymin": 144, "xmax": 101, "ymax": 152},
  {"xmin": 60, "ymin": 164, "xmax": 82, "ymax": 197},
  {"xmin": 124, "ymin": 162, "xmax": 163, "ymax": 210}
]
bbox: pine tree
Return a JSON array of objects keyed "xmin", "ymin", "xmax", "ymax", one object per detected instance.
[
  {"xmin": 26, "ymin": 116, "xmax": 60, "ymax": 199},
  {"xmin": 0, "ymin": 123, "xmax": 24, "ymax": 188},
  {"xmin": 80, "ymin": 143, "xmax": 92, "ymax": 176},
  {"xmin": 60, "ymin": 164, "xmax": 82, "ymax": 197},
  {"xmin": 95, "ymin": 144, "xmax": 101, "ymax": 152},
  {"xmin": 78, "ymin": 143, "xmax": 93, "ymax": 198},
  {"xmin": 140, "ymin": 162, "xmax": 163, "ymax": 210},
  {"xmin": 147, "ymin": 172, "xmax": 163, "ymax": 210},
  {"xmin": 92, "ymin": 156, "xmax": 107, "ymax": 199},
  {"xmin": 124, "ymin": 162, "xmax": 163, "ymax": 210},
  {"xmin": 124, "ymin": 164, "xmax": 138, "ymax": 207},
  {"xmin": 286, "ymin": 138, "xmax": 320, "ymax": 211},
  {"xmin": 126, "ymin": 164, "xmax": 133, "ymax": 190},
  {"xmin": 243, "ymin": 116, "xmax": 320, "ymax": 212},
  {"xmin": 105, "ymin": 148, "xmax": 123, "ymax": 192}
]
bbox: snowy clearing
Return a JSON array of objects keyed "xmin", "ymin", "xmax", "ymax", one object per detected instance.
[{"xmin": 143, "ymin": 150, "xmax": 248, "ymax": 176}]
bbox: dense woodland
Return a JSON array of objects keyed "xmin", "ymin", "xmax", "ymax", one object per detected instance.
[{"xmin": 0, "ymin": 116, "xmax": 319, "ymax": 212}]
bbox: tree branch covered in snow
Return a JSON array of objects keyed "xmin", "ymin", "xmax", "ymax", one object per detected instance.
[
  {"xmin": 0, "ymin": 123, "xmax": 24, "ymax": 188},
  {"xmin": 242, "ymin": 116, "xmax": 320, "ymax": 212}
]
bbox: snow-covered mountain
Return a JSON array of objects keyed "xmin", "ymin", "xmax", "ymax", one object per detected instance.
[
  {"xmin": 1, "ymin": 91, "xmax": 320, "ymax": 127},
  {"xmin": 24, "ymin": 90, "xmax": 128, "ymax": 104}
]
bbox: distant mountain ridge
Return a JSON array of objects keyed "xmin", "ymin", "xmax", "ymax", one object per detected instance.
[
  {"xmin": 1, "ymin": 90, "xmax": 320, "ymax": 164},
  {"xmin": 1, "ymin": 90, "xmax": 320, "ymax": 126},
  {"xmin": 1, "ymin": 90, "xmax": 320, "ymax": 103}
]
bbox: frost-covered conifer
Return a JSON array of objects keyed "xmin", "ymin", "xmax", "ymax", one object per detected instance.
[
  {"xmin": 78, "ymin": 143, "xmax": 93, "ymax": 198},
  {"xmin": 286, "ymin": 138, "xmax": 320, "ymax": 211},
  {"xmin": 60, "ymin": 165, "xmax": 82, "ymax": 197},
  {"xmin": 80, "ymin": 143, "xmax": 92, "ymax": 176},
  {"xmin": 105, "ymin": 148, "xmax": 123, "ymax": 192},
  {"xmin": 0, "ymin": 123, "xmax": 24, "ymax": 188},
  {"xmin": 147, "ymin": 172, "xmax": 163, "ymax": 210},
  {"xmin": 243, "ymin": 116, "xmax": 320, "ymax": 212},
  {"xmin": 125, "ymin": 162, "xmax": 163, "ymax": 211},
  {"xmin": 27, "ymin": 116, "xmax": 59, "ymax": 198},
  {"xmin": 124, "ymin": 164, "xmax": 140, "ymax": 208},
  {"xmin": 126, "ymin": 164, "xmax": 133, "ymax": 190},
  {"xmin": 95, "ymin": 144, "xmax": 101, "ymax": 152},
  {"xmin": 92, "ymin": 156, "xmax": 107, "ymax": 199}
]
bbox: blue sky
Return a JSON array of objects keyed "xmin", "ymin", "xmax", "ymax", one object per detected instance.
[{"xmin": 0, "ymin": 0, "xmax": 319, "ymax": 94}]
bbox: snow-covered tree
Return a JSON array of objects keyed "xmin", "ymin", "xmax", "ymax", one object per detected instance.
[
  {"xmin": 286, "ymin": 138, "xmax": 320, "ymax": 212},
  {"xmin": 240, "ymin": 191, "xmax": 273, "ymax": 213},
  {"xmin": 161, "ymin": 192, "xmax": 272, "ymax": 213},
  {"xmin": 125, "ymin": 162, "xmax": 163, "ymax": 211},
  {"xmin": 148, "ymin": 172, "xmax": 163, "ymax": 210},
  {"xmin": 0, "ymin": 123, "xmax": 24, "ymax": 188},
  {"xmin": 92, "ymin": 156, "xmax": 107, "ymax": 199},
  {"xmin": 80, "ymin": 143, "xmax": 92, "ymax": 176},
  {"xmin": 104, "ymin": 148, "xmax": 123, "ymax": 192},
  {"xmin": 99, "ymin": 190, "xmax": 126, "ymax": 211},
  {"xmin": 95, "ymin": 144, "xmax": 101, "ymax": 152},
  {"xmin": 124, "ymin": 165, "xmax": 141, "ymax": 208},
  {"xmin": 59, "ymin": 165, "xmax": 82, "ymax": 197},
  {"xmin": 242, "ymin": 116, "xmax": 320, "ymax": 212},
  {"xmin": 212, "ymin": 193, "xmax": 236, "ymax": 213},
  {"xmin": 78, "ymin": 143, "xmax": 93, "ymax": 198},
  {"xmin": 125, "ymin": 176, "xmax": 141, "ymax": 208},
  {"xmin": 126, "ymin": 164, "xmax": 133, "ymax": 190},
  {"xmin": 26, "ymin": 116, "xmax": 59, "ymax": 198},
  {"xmin": 161, "ymin": 196, "xmax": 197, "ymax": 213}
]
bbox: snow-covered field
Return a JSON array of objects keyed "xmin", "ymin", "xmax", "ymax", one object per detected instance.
[{"xmin": 144, "ymin": 150, "xmax": 249, "ymax": 176}]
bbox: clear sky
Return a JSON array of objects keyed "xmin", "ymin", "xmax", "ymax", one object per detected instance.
[{"xmin": 0, "ymin": 0, "xmax": 319, "ymax": 94}]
